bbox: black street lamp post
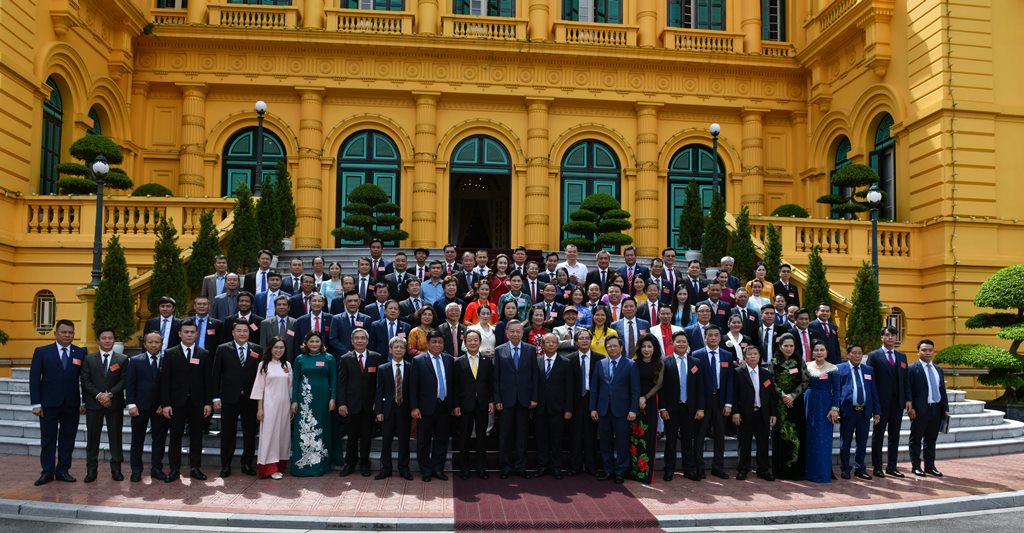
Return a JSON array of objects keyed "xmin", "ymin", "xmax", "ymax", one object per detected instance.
[
  {"xmin": 254, "ymin": 100, "xmax": 267, "ymax": 195},
  {"xmin": 87, "ymin": 155, "xmax": 110, "ymax": 288},
  {"xmin": 867, "ymin": 183, "xmax": 883, "ymax": 286}
]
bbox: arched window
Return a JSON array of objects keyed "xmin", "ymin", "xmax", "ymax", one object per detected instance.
[
  {"xmin": 830, "ymin": 136, "xmax": 852, "ymax": 219},
  {"xmin": 34, "ymin": 290, "xmax": 57, "ymax": 335},
  {"xmin": 337, "ymin": 130, "xmax": 402, "ymax": 246},
  {"xmin": 560, "ymin": 139, "xmax": 621, "ymax": 243},
  {"xmin": 667, "ymin": 0, "xmax": 724, "ymax": 30},
  {"xmin": 39, "ymin": 78, "xmax": 63, "ymax": 195},
  {"xmin": 221, "ymin": 127, "xmax": 287, "ymax": 197},
  {"xmin": 563, "ymin": 0, "xmax": 622, "ymax": 23},
  {"xmin": 870, "ymin": 113, "xmax": 896, "ymax": 220},
  {"xmin": 87, "ymin": 107, "xmax": 102, "ymax": 136},
  {"xmin": 449, "ymin": 135, "xmax": 513, "ymax": 248},
  {"xmin": 761, "ymin": 0, "xmax": 786, "ymax": 41},
  {"xmin": 453, "ymin": 0, "xmax": 513, "ymax": 16},
  {"xmin": 344, "ymin": 0, "xmax": 404, "ymax": 9},
  {"xmin": 667, "ymin": 144, "xmax": 725, "ymax": 251}
]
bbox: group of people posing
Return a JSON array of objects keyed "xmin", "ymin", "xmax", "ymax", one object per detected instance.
[{"xmin": 28, "ymin": 241, "xmax": 951, "ymax": 487}]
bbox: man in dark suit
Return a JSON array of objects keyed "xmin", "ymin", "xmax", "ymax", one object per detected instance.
[
  {"xmin": 125, "ymin": 331, "xmax": 169, "ymax": 482},
  {"xmin": 659, "ymin": 248, "xmax": 683, "ymax": 304},
  {"xmin": 330, "ymin": 291, "xmax": 373, "ymax": 356},
  {"xmin": 808, "ymin": 303, "xmax": 842, "ymax": 364},
  {"xmin": 789, "ymin": 308, "xmax": 819, "ymax": 363},
  {"xmin": 568, "ymin": 330, "xmax": 603, "ymax": 476},
  {"xmin": 160, "ymin": 318, "xmax": 212, "ymax": 482},
  {"xmin": 409, "ymin": 331, "xmax": 459, "ymax": 481},
  {"xmin": 145, "ymin": 296, "xmax": 181, "ymax": 352},
  {"xmin": 353, "ymin": 257, "xmax": 375, "ymax": 304},
  {"xmin": 437, "ymin": 302, "xmax": 467, "ymax": 358},
  {"xmin": 200, "ymin": 255, "xmax": 230, "ymax": 300},
  {"xmin": 192, "ymin": 296, "xmax": 224, "ymax": 354},
  {"xmin": 637, "ymin": 283, "xmax": 664, "ymax": 324},
  {"xmin": 30, "ymin": 319, "xmax": 85, "ymax": 485},
  {"xmin": 336, "ymin": 328, "xmax": 385, "ymax": 477},
  {"xmin": 866, "ymin": 326, "xmax": 911, "ymax": 477},
  {"xmin": 374, "ymin": 336, "xmax": 414, "ymax": 480},
  {"xmin": 455, "ymin": 251, "xmax": 480, "ymax": 301},
  {"xmin": 493, "ymin": 320, "xmax": 539, "ymax": 478},
  {"xmin": 589, "ymin": 336, "xmax": 639, "ymax": 484},
  {"xmin": 367, "ymin": 238, "xmax": 391, "ymax": 283},
  {"xmin": 260, "ymin": 295, "xmax": 297, "ymax": 361},
  {"xmin": 363, "ymin": 282, "xmax": 391, "ymax": 322},
  {"xmin": 692, "ymin": 325, "xmax": 735, "ymax": 479},
  {"xmin": 254, "ymin": 271, "xmax": 289, "ymax": 320},
  {"xmin": 535, "ymin": 283, "xmax": 566, "ymax": 330},
  {"xmin": 287, "ymin": 274, "xmax": 317, "ymax": 319},
  {"xmin": 511, "ymin": 246, "xmax": 529, "ymax": 275},
  {"xmin": 611, "ymin": 297, "xmax": 650, "ymax": 357},
  {"xmin": 211, "ymin": 273, "xmax": 241, "ymax": 320},
  {"xmin": 280, "ymin": 257, "xmax": 305, "ymax": 295},
  {"xmin": 80, "ymin": 327, "xmax": 127, "ymax": 483},
  {"xmin": 383, "ymin": 252, "xmax": 412, "ymax": 301},
  {"xmin": 292, "ymin": 293, "xmax": 331, "ymax": 356},
  {"xmin": 730, "ymin": 289, "xmax": 760, "ymax": 339},
  {"xmin": 242, "ymin": 249, "xmax": 274, "ymax": 295},
  {"xmin": 731, "ymin": 344, "xmax": 777, "ymax": 481},
  {"xmin": 908, "ymin": 339, "xmax": 949, "ymax": 477},
  {"xmin": 683, "ymin": 260, "xmax": 708, "ymax": 307},
  {"xmin": 585, "ymin": 251, "xmax": 613, "ymax": 294},
  {"xmin": 369, "ymin": 300, "xmax": 413, "ymax": 356},
  {"xmin": 659, "ymin": 331, "xmax": 705, "ymax": 481},
  {"xmin": 684, "ymin": 303, "xmax": 714, "ymax": 351},
  {"xmin": 534, "ymin": 333, "xmax": 574, "ymax": 479},
  {"xmin": 755, "ymin": 304, "xmax": 790, "ymax": 364},
  {"xmin": 616, "ymin": 246, "xmax": 650, "ymax": 296},
  {"xmin": 211, "ymin": 322, "xmax": 262, "ymax": 477},
  {"xmin": 398, "ymin": 278, "xmax": 427, "ymax": 323},
  {"xmin": 837, "ymin": 345, "xmax": 881, "ymax": 480},
  {"xmin": 697, "ymin": 281, "xmax": 733, "ymax": 330},
  {"xmin": 222, "ymin": 291, "xmax": 263, "ymax": 345},
  {"xmin": 454, "ymin": 329, "xmax": 494, "ymax": 479},
  {"xmin": 773, "ymin": 263, "xmax": 800, "ymax": 308}
]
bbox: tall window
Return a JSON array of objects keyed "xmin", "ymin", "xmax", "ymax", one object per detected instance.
[
  {"xmin": 337, "ymin": 130, "xmax": 402, "ymax": 246},
  {"xmin": 87, "ymin": 107, "xmax": 102, "ymax": 136},
  {"xmin": 870, "ymin": 113, "xmax": 896, "ymax": 220},
  {"xmin": 761, "ymin": 0, "xmax": 786, "ymax": 41},
  {"xmin": 667, "ymin": 144, "xmax": 725, "ymax": 251},
  {"xmin": 667, "ymin": 0, "xmax": 725, "ymax": 30},
  {"xmin": 562, "ymin": 0, "xmax": 622, "ymax": 23},
  {"xmin": 39, "ymin": 78, "xmax": 63, "ymax": 195},
  {"xmin": 560, "ymin": 140, "xmax": 621, "ymax": 243},
  {"xmin": 830, "ymin": 136, "xmax": 852, "ymax": 219},
  {"xmin": 157, "ymin": 0, "xmax": 188, "ymax": 7},
  {"xmin": 453, "ymin": 0, "xmax": 514, "ymax": 16},
  {"xmin": 221, "ymin": 127, "xmax": 287, "ymax": 196},
  {"xmin": 227, "ymin": 1, "xmax": 292, "ymax": 5},
  {"xmin": 344, "ymin": 0, "xmax": 404, "ymax": 9}
]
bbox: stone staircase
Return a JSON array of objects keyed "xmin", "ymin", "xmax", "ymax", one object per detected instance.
[{"xmin": 2, "ymin": 368, "xmax": 1022, "ymax": 467}]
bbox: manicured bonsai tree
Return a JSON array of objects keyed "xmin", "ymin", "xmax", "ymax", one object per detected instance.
[
  {"xmin": 727, "ymin": 206, "xmax": 756, "ymax": 282},
  {"xmin": 332, "ymin": 183, "xmax": 410, "ymax": 246},
  {"xmin": 817, "ymin": 164, "xmax": 879, "ymax": 219},
  {"xmin": 147, "ymin": 216, "xmax": 187, "ymax": 316},
  {"xmin": 228, "ymin": 184, "xmax": 261, "ymax": 273},
  {"xmin": 936, "ymin": 264, "xmax": 1024, "ymax": 401},
  {"xmin": 803, "ymin": 244, "xmax": 831, "ymax": 310},
  {"xmin": 770, "ymin": 203, "xmax": 811, "ymax": 218},
  {"xmin": 56, "ymin": 135, "xmax": 133, "ymax": 194},
  {"xmin": 185, "ymin": 210, "xmax": 220, "ymax": 298},
  {"xmin": 845, "ymin": 261, "xmax": 883, "ymax": 351},
  {"xmin": 93, "ymin": 235, "xmax": 136, "ymax": 342},
  {"xmin": 131, "ymin": 183, "xmax": 173, "ymax": 197},
  {"xmin": 701, "ymin": 191, "xmax": 729, "ymax": 266},
  {"xmin": 678, "ymin": 180, "xmax": 704, "ymax": 252},
  {"xmin": 762, "ymin": 223, "xmax": 782, "ymax": 283},
  {"xmin": 559, "ymin": 193, "xmax": 633, "ymax": 252}
]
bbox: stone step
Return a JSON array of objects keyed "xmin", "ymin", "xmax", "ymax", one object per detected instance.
[{"xmin": 0, "ymin": 378, "xmax": 29, "ymax": 392}]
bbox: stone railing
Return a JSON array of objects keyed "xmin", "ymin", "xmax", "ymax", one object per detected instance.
[
  {"xmin": 663, "ymin": 27, "xmax": 743, "ymax": 53},
  {"xmin": 208, "ymin": 2, "xmax": 299, "ymax": 29},
  {"xmin": 817, "ymin": 0, "xmax": 860, "ymax": 33},
  {"xmin": 21, "ymin": 195, "xmax": 233, "ymax": 240},
  {"xmin": 150, "ymin": 7, "xmax": 187, "ymax": 25},
  {"xmin": 324, "ymin": 7, "xmax": 414, "ymax": 34},
  {"xmin": 554, "ymin": 21, "xmax": 638, "ymax": 47},
  {"xmin": 442, "ymin": 14, "xmax": 526, "ymax": 41},
  {"xmin": 761, "ymin": 41, "xmax": 796, "ymax": 57},
  {"xmin": 747, "ymin": 216, "xmax": 917, "ymax": 259}
]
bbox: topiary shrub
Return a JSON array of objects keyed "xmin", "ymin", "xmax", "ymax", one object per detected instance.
[
  {"xmin": 255, "ymin": 177, "xmax": 284, "ymax": 254},
  {"xmin": 228, "ymin": 184, "xmax": 261, "ymax": 273},
  {"xmin": 185, "ymin": 210, "xmax": 221, "ymax": 298},
  {"xmin": 274, "ymin": 161, "xmax": 297, "ymax": 239},
  {"xmin": 803, "ymin": 244, "xmax": 831, "ymax": 311},
  {"xmin": 702, "ymin": 191, "xmax": 729, "ymax": 265},
  {"xmin": 55, "ymin": 135, "xmax": 133, "ymax": 194},
  {"xmin": 817, "ymin": 164, "xmax": 878, "ymax": 219},
  {"xmin": 147, "ymin": 216, "xmax": 187, "ymax": 317},
  {"xmin": 727, "ymin": 206, "xmax": 756, "ymax": 282},
  {"xmin": 132, "ymin": 183, "xmax": 173, "ymax": 197},
  {"xmin": 332, "ymin": 183, "xmax": 409, "ymax": 246},
  {"xmin": 770, "ymin": 203, "xmax": 811, "ymax": 218},
  {"xmin": 559, "ymin": 193, "xmax": 633, "ymax": 252},
  {"xmin": 762, "ymin": 223, "xmax": 782, "ymax": 283},
  {"xmin": 845, "ymin": 261, "xmax": 883, "ymax": 352},
  {"xmin": 678, "ymin": 180, "xmax": 704, "ymax": 251},
  {"xmin": 93, "ymin": 235, "xmax": 136, "ymax": 342}
]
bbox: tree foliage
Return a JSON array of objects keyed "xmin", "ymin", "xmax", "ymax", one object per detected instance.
[
  {"xmin": 56, "ymin": 135, "xmax": 133, "ymax": 194},
  {"xmin": 770, "ymin": 203, "xmax": 811, "ymax": 218},
  {"xmin": 678, "ymin": 180, "xmax": 704, "ymax": 250},
  {"xmin": 816, "ymin": 164, "xmax": 878, "ymax": 219},
  {"xmin": 147, "ymin": 216, "xmax": 187, "ymax": 317},
  {"xmin": 255, "ymin": 177, "xmax": 284, "ymax": 254},
  {"xmin": 132, "ymin": 183, "xmax": 173, "ymax": 197},
  {"xmin": 93, "ymin": 235, "xmax": 136, "ymax": 342},
  {"xmin": 762, "ymin": 223, "xmax": 783, "ymax": 283},
  {"xmin": 559, "ymin": 193, "xmax": 633, "ymax": 252},
  {"xmin": 936, "ymin": 344, "xmax": 1024, "ymax": 400},
  {"xmin": 185, "ymin": 210, "xmax": 220, "ymax": 298},
  {"xmin": 275, "ymin": 161, "xmax": 297, "ymax": 238},
  {"xmin": 846, "ymin": 262, "xmax": 883, "ymax": 351},
  {"xmin": 332, "ymin": 183, "xmax": 410, "ymax": 245},
  {"xmin": 701, "ymin": 191, "xmax": 729, "ymax": 266},
  {"xmin": 726, "ymin": 206, "xmax": 756, "ymax": 282},
  {"xmin": 228, "ymin": 184, "xmax": 261, "ymax": 273},
  {"xmin": 803, "ymin": 244, "xmax": 831, "ymax": 311}
]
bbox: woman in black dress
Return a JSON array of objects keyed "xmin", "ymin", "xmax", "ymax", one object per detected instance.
[
  {"xmin": 630, "ymin": 333, "xmax": 664, "ymax": 484},
  {"xmin": 771, "ymin": 332, "xmax": 809, "ymax": 480}
]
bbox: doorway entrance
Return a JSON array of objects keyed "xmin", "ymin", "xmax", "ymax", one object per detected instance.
[{"xmin": 448, "ymin": 135, "xmax": 512, "ymax": 248}]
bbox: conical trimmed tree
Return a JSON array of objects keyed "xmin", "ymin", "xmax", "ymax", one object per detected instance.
[
  {"xmin": 228, "ymin": 184, "xmax": 261, "ymax": 273},
  {"xmin": 275, "ymin": 161, "xmax": 297, "ymax": 240},
  {"xmin": 803, "ymin": 244, "xmax": 831, "ymax": 311},
  {"xmin": 846, "ymin": 261, "xmax": 883, "ymax": 351},
  {"xmin": 255, "ymin": 177, "xmax": 284, "ymax": 254},
  {"xmin": 701, "ymin": 191, "xmax": 729, "ymax": 267},
  {"xmin": 148, "ymin": 216, "xmax": 187, "ymax": 316},
  {"xmin": 727, "ymin": 206, "xmax": 756, "ymax": 282},
  {"xmin": 678, "ymin": 180, "xmax": 704, "ymax": 251},
  {"xmin": 185, "ymin": 210, "xmax": 220, "ymax": 298},
  {"xmin": 762, "ymin": 223, "xmax": 782, "ymax": 283},
  {"xmin": 93, "ymin": 235, "xmax": 136, "ymax": 342}
]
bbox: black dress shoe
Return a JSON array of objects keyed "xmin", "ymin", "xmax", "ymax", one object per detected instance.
[
  {"xmin": 663, "ymin": 472, "xmax": 674, "ymax": 481},
  {"xmin": 926, "ymin": 468, "xmax": 943, "ymax": 477},
  {"xmin": 596, "ymin": 473, "xmax": 611, "ymax": 481},
  {"xmin": 476, "ymin": 468, "xmax": 489, "ymax": 479},
  {"xmin": 459, "ymin": 470, "xmax": 471, "ymax": 480},
  {"xmin": 533, "ymin": 468, "xmax": 546, "ymax": 478},
  {"xmin": 567, "ymin": 469, "xmax": 580, "ymax": 476},
  {"xmin": 712, "ymin": 469, "xmax": 730, "ymax": 480},
  {"xmin": 150, "ymin": 470, "xmax": 166, "ymax": 481},
  {"xmin": 421, "ymin": 474, "xmax": 432, "ymax": 482},
  {"xmin": 399, "ymin": 471, "xmax": 414, "ymax": 480},
  {"xmin": 190, "ymin": 468, "xmax": 207, "ymax": 480},
  {"xmin": 339, "ymin": 465, "xmax": 356, "ymax": 477},
  {"xmin": 375, "ymin": 471, "xmax": 392, "ymax": 480},
  {"xmin": 683, "ymin": 472, "xmax": 700, "ymax": 481},
  {"xmin": 500, "ymin": 470, "xmax": 511, "ymax": 479},
  {"xmin": 759, "ymin": 472, "xmax": 775, "ymax": 481},
  {"xmin": 34, "ymin": 474, "xmax": 54, "ymax": 486},
  {"xmin": 874, "ymin": 469, "xmax": 886, "ymax": 478},
  {"xmin": 613, "ymin": 475, "xmax": 624, "ymax": 484},
  {"xmin": 361, "ymin": 466, "xmax": 372, "ymax": 477},
  {"xmin": 516, "ymin": 469, "xmax": 531, "ymax": 479},
  {"xmin": 552, "ymin": 470, "xmax": 563, "ymax": 480},
  {"xmin": 165, "ymin": 470, "xmax": 181, "ymax": 482},
  {"xmin": 886, "ymin": 468, "xmax": 905, "ymax": 478},
  {"xmin": 130, "ymin": 472, "xmax": 142, "ymax": 482},
  {"xmin": 912, "ymin": 467, "xmax": 927, "ymax": 476},
  {"xmin": 84, "ymin": 471, "xmax": 97, "ymax": 483},
  {"xmin": 840, "ymin": 471, "xmax": 852, "ymax": 480},
  {"xmin": 111, "ymin": 469, "xmax": 124, "ymax": 481},
  {"xmin": 241, "ymin": 465, "xmax": 256, "ymax": 476},
  {"xmin": 55, "ymin": 472, "xmax": 76, "ymax": 482},
  {"xmin": 855, "ymin": 472, "xmax": 873, "ymax": 480},
  {"xmin": 736, "ymin": 471, "xmax": 748, "ymax": 481},
  {"xmin": 434, "ymin": 472, "xmax": 449, "ymax": 481},
  {"xmin": 220, "ymin": 467, "xmax": 232, "ymax": 478}
]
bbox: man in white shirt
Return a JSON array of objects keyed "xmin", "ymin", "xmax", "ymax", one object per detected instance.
[
  {"xmin": 908, "ymin": 339, "xmax": 949, "ymax": 477},
  {"xmin": 556, "ymin": 244, "xmax": 588, "ymax": 284},
  {"xmin": 374, "ymin": 337, "xmax": 414, "ymax": 480},
  {"xmin": 568, "ymin": 330, "xmax": 602, "ymax": 475}
]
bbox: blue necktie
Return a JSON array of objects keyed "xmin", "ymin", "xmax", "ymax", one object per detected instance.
[
  {"xmin": 927, "ymin": 364, "xmax": 940, "ymax": 403},
  {"xmin": 854, "ymin": 365, "xmax": 865, "ymax": 405},
  {"xmin": 678, "ymin": 356, "xmax": 687, "ymax": 403},
  {"xmin": 61, "ymin": 347, "xmax": 68, "ymax": 370},
  {"xmin": 433, "ymin": 355, "xmax": 446, "ymax": 401},
  {"xmin": 513, "ymin": 346, "xmax": 520, "ymax": 370},
  {"xmin": 260, "ymin": 271, "xmax": 266, "ymax": 293},
  {"xmin": 197, "ymin": 317, "xmax": 205, "ymax": 347},
  {"xmin": 611, "ymin": 358, "xmax": 618, "ymax": 378},
  {"xmin": 545, "ymin": 358, "xmax": 552, "ymax": 378}
]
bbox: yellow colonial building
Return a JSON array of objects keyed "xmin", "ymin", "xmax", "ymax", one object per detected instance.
[{"xmin": 1, "ymin": 0, "xmax": 1022, "ymax": 387}]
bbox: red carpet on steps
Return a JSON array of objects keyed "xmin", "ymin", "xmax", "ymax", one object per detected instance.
[{"xmin": 453, "ymin": 476, "xmax": 662, "ymax": 531}]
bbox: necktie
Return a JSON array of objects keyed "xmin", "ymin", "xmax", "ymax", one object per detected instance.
[
  {"xmin": 418, "ymin": 267, "xmax": 424, "ymax": 281},
  {"xmin": 612, "ymin": 306, "xmax": 618, "ymax": 321},
  {"xmin": 379, "ymin": 303, "xmax": 385, "ymax": 319},
  {"xmin": 693, "ymin": 279, "xmax": 700, "ymax": 295},
  {"xmin": 447, "ymin": 263, "xmax": 453, "ymax": 275},
  {"xmin": 678, "ymin": 356, "xmax": 687, "ymax": 402},
  {"xmin": 887, "ymin": 350, "xmax": 895, "ymax": 366},
  {"xmin": 102, "ymin": 353, "xmax": 109, "ymax": 375},
  {"xmin": 581, "ymin": 354, "xmax": 589, "ymax": 395},
  {"xmin": 927, "ymin": 364, "xmax": 940, "ymax": 403},
  {"xmin": 395, "ymin": 363, "xmax": 403, "ymax": 406},
  {"xmin": 266, "ymin": 292, "xmax": 275, "ymax": 317},
  {"xmin": 162, "ymin": 317, "xmax": 170, "ymax": 347},
  {"xmin": 821, "ymin": 320, "xmax": 830, "ymax": 337},
  {"xmin": 545, "ymin": 303, "xmax": 551, "ymax": 319},
  {"xmin": 710, "ymin": 350, "xmax": 719, "ymax": 389},
  {"xmin": 626, "ymin": 320, "xmax": 634, "ymax": 356},
  {"xmin": 373, "ymin": 260, "xmax": 379, "ymax": 278},
  {"xmin": 668, "ymin": 270, "xmax": 674, "ymax": 287},
  {"xmin": 513, "ymin": 346, "xmax": 520, "ymax": 370},
  {"xmin": 260, "ymin": 271, "xmax": 266, "ymax": 293},
  {"xmin": 451, "ymin": 326, "xmax": 458, "ymax": 354},
  {"xmin": 802, "ymin": 330, "xmax": 811, "ymax": 362},
  {"xmin": 279, "ymin": 318, "xmax": 286, "ymax": 337},
  {"xmin": 304, "ymin": 296, "xmax": 310, "ymax": 313},
  {"xmin": 470, "ymin": 355, "xmax": 478, "ymax": 379},
  {"xmin": 740, "ymin": 309, "xmax": 747, "ymax": 322},
  {"xmin": 238, "ymin": 345, "xmax": 246, "ymax": 365},
  {"xmin": 358, "ymin": 353, "xmax": 364, "ymax": 372},
  {"xmin": 389, "ymin": 322, "xmax": 396, "ymax": 340},
  {"xmin": 433, "ymin": 355, "xmax": 446, "ymax": 401},
  {"xmin": 197, "ymin": 317, "xmax": 205, "ymax": 346},
  {"xmin": 314, "ymin": 314, "xmax": 320, "ymax": 332},
  {"xmin": 359, "ymin": 278, "xmax": 367, "ymax": 300},
  {"xmin": 627, "ymin": 267, "xmax": 634, "ymax": 289},
  {"xmin": 751, "ymin": 369, "xmax": 761, "ymax": 408},
  {"xmin": 854, "ymin": 365, "xmax": 865, "ymax": 405},
  {"xmin": 531, "ymin": 281, "xmax": 537, "ymax": 301},
  {"xmin": 467, "ymin": 271, "xmax": 474, "ymax": 287},
  {"xmin": 293, "ymin": 276, "xmax": 300, "ymax": 291},
  {"xmin": 763, "ymin": 328, "xmax": 772, "ymax": 363},
  {"xmin": 61, "ymin": 347, "xmax": 68, "ymax": 369},
  {"xmin": 413, "ymin": 298, "xmax": 421, "ymax": 310},
  {"xmin": 601, "ymin": 271, "xmax": 606, "ymax": 287},
  {"xmin": 545, "ymin": 358, "xmax": 552, "ymax": 378},
  {"xmin": 151, "ymin": 355, "xmax": 158, "ymax": 375},
  {"xmin": 611, "ymin": 358, "xmax": 618, "ymax": 377},
  {"xmin": 185, "ymin": 347, "xmax": 192, "ymax": 363}
]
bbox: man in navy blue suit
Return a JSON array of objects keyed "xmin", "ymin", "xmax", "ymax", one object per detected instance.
[
  {"xmin": 866, "ymin": 326, "xmax": 911, "ymax": 477},
  {"xmin": 291, "ymin": 293, "xmax": 332, "ymax": 356},
  {"xmin": 374, "ymin": 336, "xmax": 414, "ymax": 480},
  {"xmin": 493, "ymin": 320, "xmax": 539, "ymax": 478},
  {"xmin": 254, "ymin": 271, "xmax": 289, "ymax": 320},
  {"xmin": 369, "ymin": 300, "xmax": 412, "ymax": 356},
  {"xmin": 363, "ymin": 282, "xmax": 391, "ymax": 322},
  {"xmin": 329, "ymin": 291, "xmax": 373, "ymax": 356},
  {"xmin": 409, "ymin": 331, "xmax": 459, "ymax": 481},
  {"xmin": 367, "ymin": 238, "xmax": 391, "ymax": 282},
  {"xmin": 659, "ymin": 331, "xmax": 706, "ymax": 481},
  {"xmin": 908, "ymin": 339, "xmax": 949, "ymax": 477},
  {"xmin": 30, "ymin": 319, "xmax": 85, "ymax": 485},
  {"xmin": 808, "ymin": 303, "xmax": 842, "ymax": 364},
  {"xmin": 589, "ymin": 336, "xmax": 639, "ymax": 484},
  {"xmin": 697, "ymin": 281, "xmax": 732, "ymax": 330},
  {"xmin": 611, "ymin": 297, "xmax": 650, "ymax": 357},
  {"xmin": 125, "ymin": 331, "xmax": 169, "ymax": 482},
  {"xmin": 691, "ymin": 325, "xmax": 735, "ymax": 479},
  {"xmin": 684, "ymin": 303, "xmax": 714, "ymax": 351},
  {"xmin": 615, "ymin": 246, "xmax": 650, "ymax": 296},
  {"xmin": 144, "ymin": 296, "xmax": 181, "ymax": 352},
  {"xmin": 837, "ymin": 345, "xmax": 881, "ymax": 480}
]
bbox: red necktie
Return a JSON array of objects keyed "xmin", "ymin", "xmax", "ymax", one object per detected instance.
[
  {"xmin": 314, "ymin": 315, "xmax": 320, "ymax": 332},
  {"xmin": 358, "ymin": 353, "xmax": 364, "ymax": 372},
  {"xmin": 661, "ymin": 324, "xmax": 672, "ymax": 356},
  {"xmin": 447, "ymin": 263, "xmax": 453, "ymax": 275},
  {"xmin": 802, "ymin": 330, "xmax": 811, "ymax": 362},
  {"xmin": 373, "ymin": 260, "xmax": 378, "ymax": 278}
]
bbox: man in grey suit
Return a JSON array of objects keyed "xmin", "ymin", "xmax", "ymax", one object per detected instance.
[
  {"xmin": 211, "ymin": 273, "xmax": 241, "ymax": 320},
  {"xmin": 493, "ymin": 320, "xmax": 539, "ymax": 479},
  {"xmin": 80, "ymin": 328, "xmax": 128, "ymax": 482},
  {"xmin": 589, "ymin": 336, "xmax": 639, "ymax": 484},
  {"xmin": 200, "ymin": 255, "xmax": 230, "ymax": 300},
  {"xmin": 260, "ymin": 295, "xmax": 297, "ymax": 360}
]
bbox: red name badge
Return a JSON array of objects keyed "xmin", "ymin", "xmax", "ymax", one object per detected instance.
[
  {"xmin": 316, "ymin": 361, "xmax": 325, "ymax": 367},
  {"xmin": 109, "ymin": 363, "xmax": 121, "ymax": 372},
  {"xmin": 663, "ymin": 288, "xmax": 671, "ymax": 294},
  {"xmin": 721, "ymin": 362, "xmax": 730, "ymax": 368},
  {"xmin": 691, "ymin": 366, "xmax": 699, "ymax": 374},
  {"xmin": 763, "ymin": 379, "xmax": 772, "ymax": 388},
  {"xmin": 563, "ymin": 290, "xmax": 571, "ymax": 299},
  {"xmin": 789, "ymin": 367, "xmax": 799, "ymax": 374},
  {"xmin": 249, "ymin": 323, "xmax": 258, "ymax": 331},
  {"xmin": 190, "ymin": 358, "xmax": 200, "ymax": 365},
  {"xmin": 718, "ymin": 309, "xmax": 726, "ymax": 315},
  {"xmin": 286, "ymin": 330, "xmax": 295, "ymax": 336},
  {"xmin": 551, "ymin": 312, "xmax": 558, "ymax": 317},
  {"xmin": 355, "ymin": 321, "xmax": 364, "ymax": 327},
  {"xmin": 207, "ymin": 329, "xmax": 216, "ymax": 335},
  {"xmin": 864, "ymin": 374, "xmax": 873, "ymax": 381},
  {"xmin": 72, "ymin": 358, "xmax": 82, "ymax": 366},
  {"xmin": 368, "ymin": 366, "xmax": 377, "ymax": 373},
  {"xmin": 900, "ymin": 362, "xmax": 907, "ymax": 369},
  {"xmin": 398, "ymin": 332, "xmax": 406, "ymax": 337},
  {"xmin": 249, "ymin": 351, "xmax": 260, "ymax": 358},
  {"xmin": 819, "ymin": 374, "xmax": 829, "ymax": 380},
  {"xmin": 378, "ymin": 266, "xmax": 386, "ymax": 271},
  {"xmin": 640, "ymin": 329, "xmax": 647, "ymax": 334},
  {"xmin": 324, "ymin": 326, "xmax": 330, "ymax": 333},
  {"xmin": 283, "ymin": 365, "xmax": 290, "ymax": 374}
]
